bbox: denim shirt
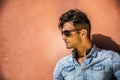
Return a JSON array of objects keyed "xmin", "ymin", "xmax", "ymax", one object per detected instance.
[{"xmin": 54, "ymin": 45, "xmax": 120, "ymax": 80}]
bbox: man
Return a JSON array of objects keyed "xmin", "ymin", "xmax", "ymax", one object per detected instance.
[{"xmin": 54, "ymin": 9, "xmax": 120, "ymax": 80}]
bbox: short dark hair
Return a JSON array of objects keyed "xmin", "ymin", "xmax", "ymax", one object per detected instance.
[{"xmin": 58, "ymin": 9, "xmax": 91, "ymax": 38}]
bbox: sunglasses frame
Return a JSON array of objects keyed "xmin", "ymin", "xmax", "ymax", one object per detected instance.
[{"xmin": 61, "ymin": 29, "xmax": 82, "ymax": 37}]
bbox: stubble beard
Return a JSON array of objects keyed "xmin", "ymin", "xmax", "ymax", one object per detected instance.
[{"xmin": 66, "ymin": 44, "xmax": 74, "ymax": 49}]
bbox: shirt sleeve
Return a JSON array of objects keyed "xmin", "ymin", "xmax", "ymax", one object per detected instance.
[
  {"xmin": 112, "ymin": 52, "xmax": 120, "ymax": 80},
  {"xmin": 53, "ymin": 61, "xmax": 64, "ymax": 80}
]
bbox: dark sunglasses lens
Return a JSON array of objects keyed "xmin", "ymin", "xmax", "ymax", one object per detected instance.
[{"xmin": 64, "ymin": 31, "xmax": 70, "ymax": 37}]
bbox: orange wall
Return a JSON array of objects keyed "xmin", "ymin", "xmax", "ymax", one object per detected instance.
[{"xmin": 0, "ymin": 0, "xmax": 120, "ymax": 80}]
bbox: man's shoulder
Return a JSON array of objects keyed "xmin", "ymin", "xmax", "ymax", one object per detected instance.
[
  {"xmin": 96, "ymin": 47, "xmax": 119, "ymax": 58},
  {"xmin": 56, "ymin": 54, "xmax": 73, "ymax": 67}
]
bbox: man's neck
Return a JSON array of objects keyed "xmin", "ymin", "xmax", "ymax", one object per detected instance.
[
  {"xmin": 76, "ymin": 44, "xmax": 92, "ymax": 64},
  {"xmin": 76, "ymin": 42, "xmax": 92, "ymax": 58}
]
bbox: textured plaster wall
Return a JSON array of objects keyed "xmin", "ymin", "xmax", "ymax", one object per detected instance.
[{"xmin": 0, "ymin": 0, "xmax": 120, "ymax": 80}]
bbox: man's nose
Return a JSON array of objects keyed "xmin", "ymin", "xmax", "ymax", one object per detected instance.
[{"xmin": 62, "ymin": 35, "xmax": 67, "ymax": 40}]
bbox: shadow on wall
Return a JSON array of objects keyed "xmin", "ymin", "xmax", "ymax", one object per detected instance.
[
  {"xmin": 0, "ymin": 0, "xmax": 6, "ymax": 80},
  {"xmin": 0, "ymin": 0, "xmax": 6, "ymax": 12},
  {"xmin": 116, "ymin": 0, "xmax": 120, "ymax": 15},
  {"xmin": 0, "ymin": 73, "xmax": 5, "ymax": 80},
  {"xmin": 92, "ymin": 34, "xmax": 120, "ymax": 54},
  {"xmin": 117, "ymin": 0, "xmax": 120, "ymax": 5}
]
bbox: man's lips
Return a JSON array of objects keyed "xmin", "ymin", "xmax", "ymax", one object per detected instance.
[{"xmin": 65, "ymin": 42, "xmax": 69, "ymax": 44}]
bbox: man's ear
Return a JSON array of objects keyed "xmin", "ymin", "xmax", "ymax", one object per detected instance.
[{"xmin": 81, "ymin": 29, "xmax": 87, "ymax": 37}]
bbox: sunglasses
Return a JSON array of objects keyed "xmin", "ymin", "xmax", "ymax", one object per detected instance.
[{"xmin": 61, "ymin": 29, "xmax": 82, "ymax": 37}]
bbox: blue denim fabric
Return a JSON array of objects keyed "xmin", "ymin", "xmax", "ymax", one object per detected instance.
[{"xmin": 54, "ymin": 45, "xmax": 120, "ymax": 80}]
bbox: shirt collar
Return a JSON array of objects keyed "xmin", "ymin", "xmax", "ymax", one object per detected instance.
[{"xmin": 72, "ymin": 44, "xmax": 98, "ymax": 58}]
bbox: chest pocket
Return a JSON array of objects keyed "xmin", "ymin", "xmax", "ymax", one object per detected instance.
[
  {"xmin": 62, "ymin": 65, "xmax": 75, "ymax": 80},
  {"xmin": 91, "ymin": 64, "xmax": 111, "ymax": 80}
]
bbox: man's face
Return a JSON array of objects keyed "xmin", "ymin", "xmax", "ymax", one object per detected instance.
[{"xmin": 61, "ymin": 22, "xmax": 82, "ymax": 49}]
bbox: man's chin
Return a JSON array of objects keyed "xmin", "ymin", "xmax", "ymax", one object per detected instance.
[{"xmin": 66, "ymin": 46, "xmax": 73, "ymax": 49}]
